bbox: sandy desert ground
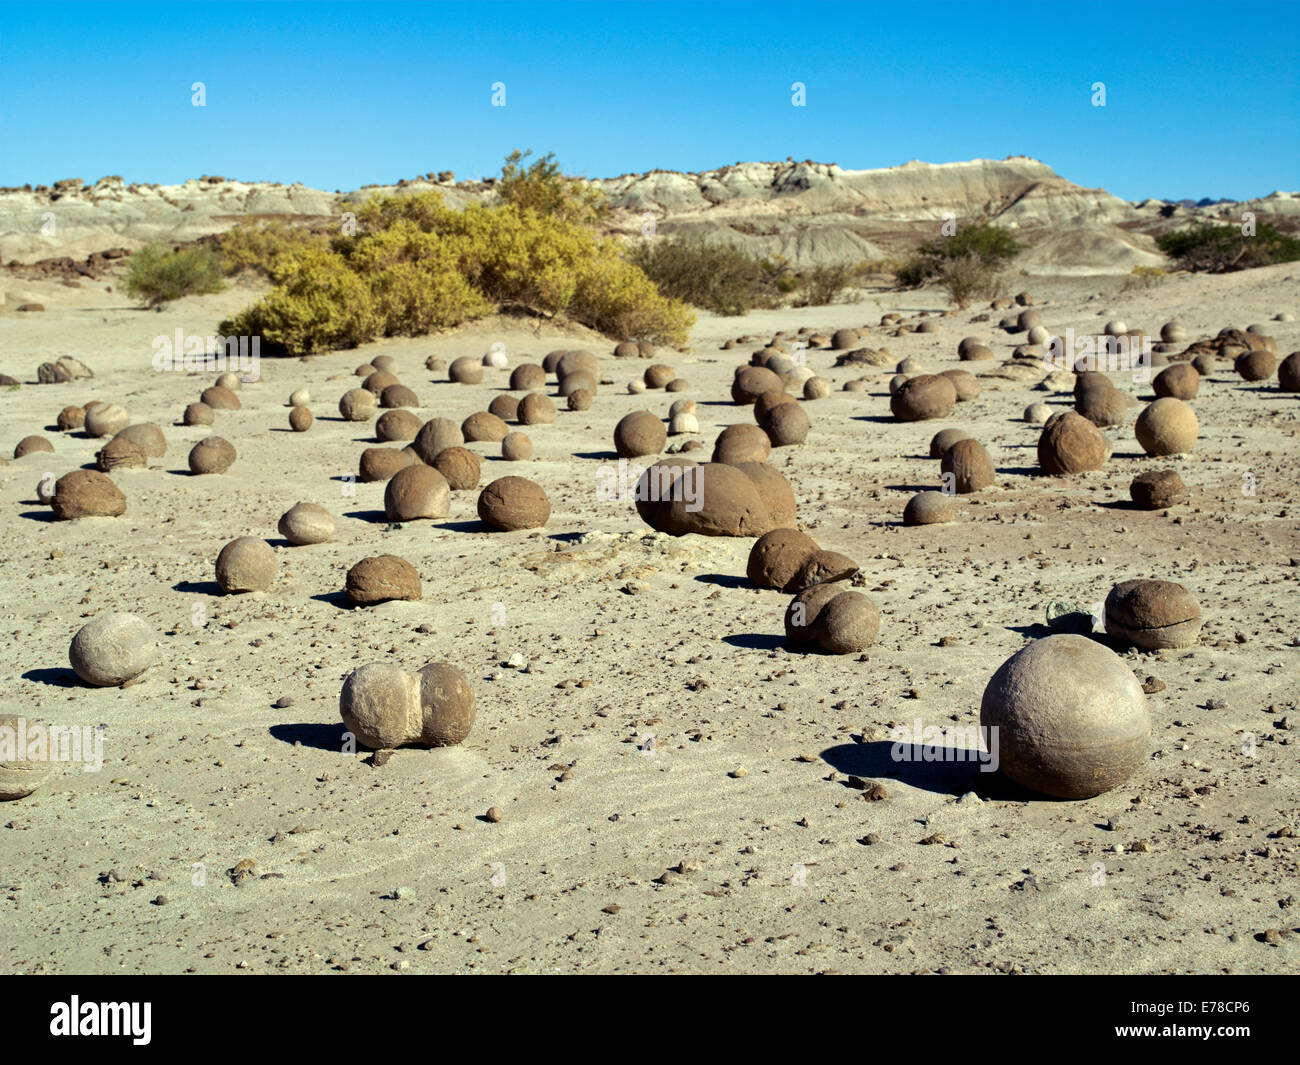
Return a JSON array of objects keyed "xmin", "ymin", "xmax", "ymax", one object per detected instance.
[{"xmin": 0, "ymin": 264, "xmax": 1297, "ymax": 974}]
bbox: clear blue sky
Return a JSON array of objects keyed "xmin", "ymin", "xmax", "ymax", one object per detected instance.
[{"xmin": 1, "ymin": 0, "xmax": 1296, "ymax": 201}]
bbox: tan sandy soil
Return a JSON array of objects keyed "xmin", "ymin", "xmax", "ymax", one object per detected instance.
[{"xmin": 0, "ymin": 265, "xmax": 1296, "ymax": 974}]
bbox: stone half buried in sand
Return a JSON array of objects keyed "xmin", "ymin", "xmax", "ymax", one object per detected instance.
[
  {"xmin": 980, "ymin": 634, "xmax": 1150, "ymax": 799},
  {"xmin": 634, "ymin": 460, "xmax": 793, "ymax": 538},
  {"xmin": 747, "ymin": 528, "xmax": 819, "ymax": 590},
  {"xmin": 51, "ymin": 470, "xmax": 126, "ymax": 519},
  {"xmin": 1104, "ymin": 579, "xmax": 1202, "ymax": 650},
  {"xmin": 0, "ymin": 715, "xmax": 51, "ymax": 801},
  {"xmin": 340, "ymin": 661, "xmax": 475, "ymax": 749},
  {"xmin": 347, "ymin": 555, "xmax": 421, "ymax": 605},
  {"xmin": 1037, "ymin": 411, "xmax": 1107, "ymax": 476}
]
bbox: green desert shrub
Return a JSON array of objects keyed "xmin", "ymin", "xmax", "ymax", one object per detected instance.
[
  {"xmin": 627, "ymin": 237, "xmax": 774, "ymax": 315},
  {"xmin": 219, "ymin": 219, "xmax": 328, "ymax": 282},
  {"xmin": 939, "ymin": 254, "xmax": 1006, "ymax": 309},
  {"xmin": 896, "ymin": 222, "xmax": 1022, "ymax": 289},
  {"xmin": 124, "ymin": 244, "xmax": 224, "ymax": 306},
  {"xmin": 1156, "ymin": 221, "xmax": 1300, "ymax": 272},
  {"xmin": 496, "ymin": 149, "xmax": 607, "ymax": 226},
  {"xmin": 219, "ymin": 158, "xmax": 694, "ymax": 353},
  {"xmin": 795, "ymin": 263, "xmax": 855, "ymax": 306}
]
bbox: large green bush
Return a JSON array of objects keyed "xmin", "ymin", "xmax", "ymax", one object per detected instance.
[
  {"xmin": 219, "ymin": 219, "xmax": 328, "ymax": 282},
  {"xmin": 124, "ymin": 244, "xmax": 224, "ymax": 306},
  {"xmin": 1156, "ymin": 221, "xmax": 1300, "ymax": 272},
  {"xmin": 627, "ymin": 237, "xmax": 774, "ymax": 315},
  {"xmin": 896, "ymin": 222, "xmax": 1022, "ymax": 289},
  {"xmin": 220, "ymin": 172, "xmax": 693, "ymax": 353}
]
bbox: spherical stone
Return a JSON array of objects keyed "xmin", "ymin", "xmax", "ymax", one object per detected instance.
[
  {"xmin": 656, "ymin": 462, "xmax": 772, "ymax": 537},
  {"xmin": 1027, "ymin": 325, "xmax": 1050, "ymax": 345},
  {"xmin": 666, "ymin": 378, "xmax": 689, "ymax": 392},
  {"xmin": 614, "ymin": 341, "xmax": 640, "ymax": 359},
  {"xmin": 57, "ymin": 406, "xmax": 85, "ymax": 431},
  {"xmin": 1015, "ymin": 292, "xmax": 1034, "ymax": 307},
  {"xmin": 13, "ymin": 435, "xmax": 53, "ymax": 459},
  {"xmin": 645, "ymin": 364, "xmax": 675, "ymax": 389},
  {"xmin": 669, "ymin": 398, "xmax": 697, "ymax": 419},
  {"xmin": 278, "ymin": 502, "xmax": 335, "ymax": 545},
  {"xmin": 1104, "ymin": 320, "xmax": 1128, "ymax": 336},
  {"xmin": 1073, "ymin": 372, "xmax": 1112, "ymax": 399},
  {"xmin": 831, "ymin": 329, "xmax": 861, "ymax": 350},
  {"xmin": 890, "ymin": 374, "xmax": 958, "ymax": 421},
  {"xmin": 96, "ymin": 437, "xmax": 146, "ymax": 471},
  {"xmin": 1191, "ymin": 352, "xmax": 1217, "ymax": 377},
  {"xmin": 981, "ymin": 634, "xmax": 1150, "ymax": 798},
  {"xmin": 198, "ymin": 386, "xmax": 239, "ymax": 412},
  {"xmin": 815, "ymin": 591, "xmax": 881, "ymax": 654},
  {"xmin": 1235, "ymin": 349, "xmax": 1276, "ymax": 382},
  {"xmin": 501, "ymin": 432, "xmax": 533, "ymax": 461},
  {"xmin": 215, "ymin": 537, "xmax": 277, "ymax": 593},
  {"xmin": 433, "ymin": 446, "xmax": 481, "ymax": 490},
  {"xmin": 352, "ymin": 363, "xmax": 374, "ymax": 377},
  {"xmin": 761, "ymin": 401, "xmax": 810, "ymax": 446},
  {"xmin": 477, "ymin": 476, "xmax": 550, "ymax": 531},
  {"xmin": 1076, "ymin": 385, "xmax": 1130, "ymax": 428},
  {"xmin": 637, "ymin": 340, "xmax": 655, "ymax": 358},
  {"xmin": 287, "ymin": 388, "xmax": 311, "ymax": 409},
  {"xmin": 1038, "ymin": 411, "xmax": 1107, "ymax": 475},
  {"xmin": 732, "ymin": 366, "xmax": 783, "ymax": 405},
  {"xmin": 1135, "ymin": 397, "xmax": 1197, "ymax": 456},
  {"xmin": 669, "ymin": 410, "xmax": 699, "ymax": 435},
  {"xmin": 903, "ymin": 490, "xmax": 956, "ymax": 525},
  {"xmin": 941, "ymin": 438, "xmax": 995, "ymax": 493},
  {"xmin": 380, "ymin": 384, "xmax": 419, "ymax": 409},
  {"xmin": 557, "ymin": 351, "xmax": 601, "ymax": 381},
  {"xmin": 0, "ymin": 714, "xmax": 50, "ymax": 800},
  {"xmin": 711, "ymin": 423, "xmax": 770, "ymax": 466},
  {"xmin": 961, "ymin": 343, "xmax": 995, "ymax": 363},
  {"xmin": 747, "ymin": 528, "xmax": 819, "ymax": 590},
  {"xmin": 916, "ymin": 320, "xmax": 940, "ymax": 334},
  {"xmin": 957, "ymin": 337, "xmax": 986, "ymax": 358},
  {"xmin": 1104, "ymin": 579, "xmax": 1202, "ymax": 650},
  {"xmin": 339, "ymin": 388, "xmax": 378, "ymax": 421},
  {"xmin": 754, "ymin": 390, "xmax": 796, "ymax": 424},
  {"xmin": 767, "ymin": 354, "xmax": 796, "ymax": 377},
  {"xmin": 1278, "ymin": 352, "xmax": 1300, "ymax": 392},
  {"xmin": 425, "ymin": 356, "xmax": 446, "ymax": 372},
  {"xmin": 786, "ymin": 550, "xmax": 859, "ymax": 593},
  {"xmin": 346, "ymin": 555, "xmax": 421, "ymax": 605},
  {"xmin": 939, "ymin": 368, "xmax": 980, "ymax": 402},
  {"xmin": 215, "ymin": 371, "xmax": 242, "ymax": 392},
  {"xmin": 482, "ymin": 348, "xmax": 508, "ymax": 369},
  {"xmin": 288, "ymin": 406, "xmax": 314, "ymax": 432},
  {"xmin": 1017, "ymin": 309, "xmax": 1042, "ymax": 333},
  {"xmin": 613, "ymin": 411, "xmax": 667, "ymax": 459},
  {"xmin": 52, "ymin": 470, "xmax": 126, "ymax": 519},
  {"xmin": 633, "ymin": 459, "xmax": 699, "ymax": 532},
  {"xmin": 371, "ymin": 355, "xmax": 397, "ymax": 372},
  {"xmin": 803, "ymin": 376, "xmax": 831, "ymax": 400},
  {"xmin": 1024, "ymin": 402, "xmax": 1051, "ymax": 424},
  {"xmin": 36, "ymin": 475, "xmax": 56, "ymax": 505},
  {"xmin": 462, "ymin": 411, "xmax": 509, "ymax": 443},
  {"xmin": 566, "ymin": 388, "xmax": 593, "ymax": 411},
  {"xmin": 1153, "ymin": 363, "xmax": 1199, "ymax": 400},
  {"xmin": 376, "ymin": 409, "xmax": 421, "ymax": 442},
  {"xmin": 542, "ymin": 350, "xmax": 567, "ymax": 374},
  {"xmin": 412, "ymin": 417, "xmax": 463, "ymax": 465},
  {"xmin": 928, "ymin": 428, "xmax": 970, "ymax": 459},
  {"xmin": 184, "ymin": 402, "xmax": 214, "ymax": 426},
  {"xmin": 1160, "ymin": 321, "xmax": 1186, "ymax": 343},
  {"xmin": 1246, "ymin": 333, "xmax": 1277, "ymax": 354},
  {"xmin": 783, "ymin": 583, "xmax": 844, "ymax": 645},
  {"xmin": 517, "ymin": 392, "xmax": 556, "ymax": 425},
  {"xmin": 558, "ymin": 370, "xmax": 597, "ymax": 397},
  {"xmin": 897, "ymin": 357, "xmax": 924, "ymax": 375},
  {"xmin": 67, "ymin": 613, "xmax": 156, "ymax": 687},
  {"xmin": 627, "ymin": 380, "xmax": 646, "ymax": 394},
  {"xmin": 449, "ymin": 356, "xmax": 483, "ymax": 384},
  {"xmin": 385, "ymin": 465, "xmax": 451, "ymax": 521},
  {"xmin": 188, "ymin": 436, "xmax": 236, "ymax": 475},
  {"xmin": 359, "ymin": 446, "xmax": 417, "ymax": 482},
  {"xmin": 84, "ymin": 403, "xmax": 129, "ymax": 438},
  {"xmin": 733, "ymin": 462, "xmax": 797, "ymax": 529},
  {"xmin": 843, "ymin": 379, "xmax": 867, "ymax": 392},
  {"xmin": 1129, "ymin": 470, "xmax": 1188, "ymax": 510},
  {"xmin": 489, "ymin": 394, "xmax": 520, "ymax": 421},
  {"xmin": 510, "ymin": 364, "xmax": 546, "ymax": 391}
]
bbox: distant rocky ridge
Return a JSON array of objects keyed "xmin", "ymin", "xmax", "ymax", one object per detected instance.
[{"xmin": 2, "ymin": 159, "xmax": 1296, "ymax": 275}]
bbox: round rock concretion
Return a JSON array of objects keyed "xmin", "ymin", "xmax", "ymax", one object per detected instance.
[{"xmin": 69, "ymin": 612, "xmax": 157, "ymax": 687}]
